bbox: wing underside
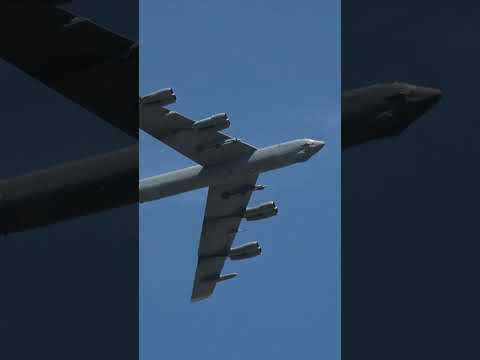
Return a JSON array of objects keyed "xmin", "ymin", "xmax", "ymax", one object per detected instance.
[
  {"xmin": 191, "ymin": 174, "xmax": 259, "ymax": 301},
  {"xmin": 139, "ymin": 90, "xmax": 262, "ymax": 301},
  {"xmin": 140, "ymin": 103, "xmax": 257, "ymax": 166}
]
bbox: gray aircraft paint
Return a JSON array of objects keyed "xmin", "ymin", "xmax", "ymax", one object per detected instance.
[
  {"xmin": 140, "ymin": 139, "xmax": 324, "ymax": 203},
  {"xmin": 139, "ymin": 90, "xmax": 326, "ymax": 301}
]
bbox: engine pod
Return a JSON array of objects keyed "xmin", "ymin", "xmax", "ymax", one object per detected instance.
[
  {"xmin": 192, "ymin": 113, "xmax": 230, "ymax": 132},
  {"xmin": 229, "ymin": 241, "xmax": 262, "ymax": 260},
  {"xmin": 141, "ymin": 88, "xmax": 176, "ymax": 107},
  {"xmin": 244, "ymin": 201, "xmax": 278, "ymax": 221}
]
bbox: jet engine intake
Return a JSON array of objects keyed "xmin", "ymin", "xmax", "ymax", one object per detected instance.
[
  {"xmin": 141, "ymin": 88, "xmax": 176, "ymax": 107},
  {"xmin": 229, "ymin": 241, "xmax": 262, "ymax": 260},
  {"xmin": 192, "ymin": 113, "xmax": 230, "ymax": 132},
  {"xmin": 244, "ymin": 201, "xmax": 278, "ymax": 221}
]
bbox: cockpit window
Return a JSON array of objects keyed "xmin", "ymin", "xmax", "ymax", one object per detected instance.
[
  {"xmin": 301, "ymin": 140, "xmax": 316, "ymax": 148},
  {"xmin": 386, "ymin": 88, "xmax": 414, "ymax": 102}
]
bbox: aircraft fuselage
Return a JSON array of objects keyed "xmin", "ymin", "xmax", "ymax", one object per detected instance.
[
  {"xmin": 139, "ymin": 139, "xmax": 324, "ymax": 202},
  {"xmin": 0, "ymin": 146, "xmax": 138, "ymax": 234}
]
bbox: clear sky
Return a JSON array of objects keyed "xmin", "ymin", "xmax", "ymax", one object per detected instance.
[{"xmin": 140, "ymin": 1, "xmax": 340, "ymax": 359}]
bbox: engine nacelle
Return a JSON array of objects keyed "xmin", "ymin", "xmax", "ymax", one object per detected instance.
[
  {"xmin": 192, "ymin": 113, "xmax": 230, "ymax": 132},
  {"xmin": 229, "ymin": 241, "xmax": 262, "ymax": 260},
  {"xmin": 244, "ymin": 201, "xmax": 278, "ymax": 221},
  {"xmin": 141, "ymin": 88, "xmax": 176, "ymax": 107}
]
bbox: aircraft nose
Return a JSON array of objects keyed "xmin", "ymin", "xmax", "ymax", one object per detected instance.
[
  {"xmin": 427, "ymin": 87, "xmax": 442, "ymax": 103},
  {"xmin": 418, "ymin": 86, "xmax": 443, "ymax": 103},
  {"xmin": 311, "ymin": 140, "xmax": 326, "ymax": 152},
  {"xmin": 409, "ymin": 86, "xmax": 443, "ymax": 113}
]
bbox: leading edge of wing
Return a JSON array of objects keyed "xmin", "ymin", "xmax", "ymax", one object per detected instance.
[{"xmin": 140, "ymin": 91, "xmax": 257, "ymax": 167}]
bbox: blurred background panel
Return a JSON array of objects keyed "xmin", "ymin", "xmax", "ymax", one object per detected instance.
[
  {"xmin": 0, "ymin": 1, "xmax": 138, "ymax": 359},
  {"xmin": 342, "ymin": 2, "xmax": 480, "ymax": 359}
]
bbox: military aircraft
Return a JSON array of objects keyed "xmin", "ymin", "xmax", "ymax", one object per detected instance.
[
  {"xmin": 0, "ymin": 2, "xmax": 138, "ymax": 234},
  {"xmin": 342, "ymin": 82, "xmax": 443, "ymax": 148},
  {"xmin": 139, "ymin": 88, "xmax": 325, "ymax": 301}
]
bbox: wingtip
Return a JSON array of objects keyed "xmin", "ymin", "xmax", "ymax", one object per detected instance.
[{"xmin": 191, "ymin": 294, "xmax": 212, "ymax": 303}]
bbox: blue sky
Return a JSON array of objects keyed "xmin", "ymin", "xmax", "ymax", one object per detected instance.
[{"xmin": 140, "ymin": 1, "xmax": 340, "ymax": 359}]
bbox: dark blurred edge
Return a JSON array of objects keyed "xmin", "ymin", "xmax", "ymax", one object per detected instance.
[
  {"xmin": 342, "ymin": 1, "xmax": 480, "ymax": 359},
  {"xmin": 0, "ymin": 1, "xmax": 138, "ymax": 359}
]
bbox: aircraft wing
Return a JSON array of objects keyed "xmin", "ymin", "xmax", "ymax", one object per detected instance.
[
  {"xmin": 0, "ymin": 3, "xmax": 138, "ymax": 138},
  {"xmin": 140, "ymin": 105, "xmax": 257, "ymax": 167},
  {"xmin": 191, "ymin": 174, "xmax": 259, "ymax": 301}
]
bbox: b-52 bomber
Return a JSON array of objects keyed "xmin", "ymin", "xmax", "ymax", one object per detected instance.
[{"xmin": 139, "ymin": 88, "xmax": 325, "ymax": 302}]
